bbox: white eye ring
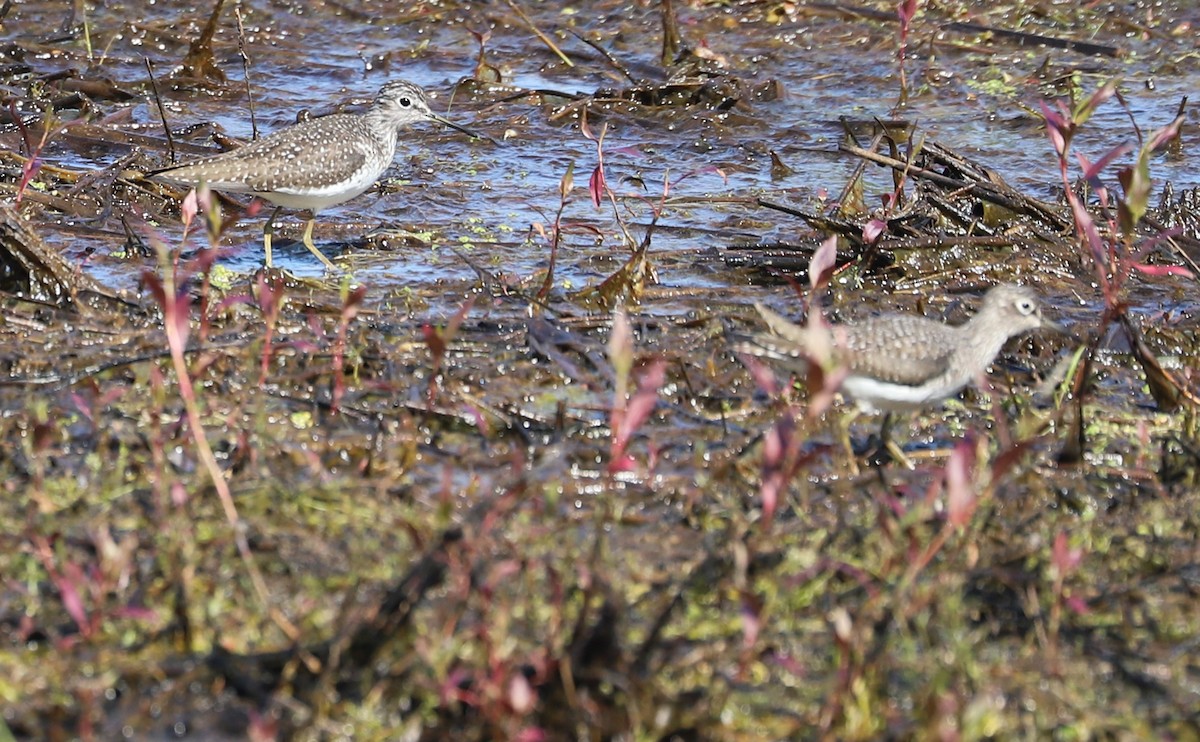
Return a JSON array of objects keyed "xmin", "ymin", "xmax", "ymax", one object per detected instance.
[
  {"xmin": 1017, "ymin": 299, "xmax": 1035, "ymax": 315},
  {"xmin": 399, "ymin": 97, "xmax": 412, "ymax": 107}
]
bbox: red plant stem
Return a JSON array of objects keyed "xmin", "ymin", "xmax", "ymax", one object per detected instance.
[{"xmin": 159, "ymin": 270, "xmax": 272, "ymax": 609}]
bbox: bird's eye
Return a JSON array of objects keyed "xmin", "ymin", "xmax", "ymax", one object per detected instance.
[
  {"xmin": 1018, "ymin": 299, "xmax": 1035, "ymax": 314},
  {"xmin": 399, "ymin": 97, "xmax": 412, "ymax": 107}
]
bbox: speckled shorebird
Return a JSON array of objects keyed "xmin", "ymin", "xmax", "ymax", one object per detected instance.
[
  {"xmin": 149, "ymin": 80, "xmax": 480, "ymax": 270},
  {"xmin": 741, "ymin": 284, "xmax": 1063, "ymax": 458}
]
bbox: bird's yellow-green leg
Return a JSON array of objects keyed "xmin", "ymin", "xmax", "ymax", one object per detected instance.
[
  {"xmin": 262, "ymin": 206, "xmax": 283, "ymax": 268},
  {"xmin": 878, "ymin": 412, "xmax": 914, "ymax": 470},
  {"xmin": 301, "ymin": 217, "xmax": 338, "ymax": 270},
  {"xmin": 837, "ymin": 407, "xmax": 862, "ymax": 477}
]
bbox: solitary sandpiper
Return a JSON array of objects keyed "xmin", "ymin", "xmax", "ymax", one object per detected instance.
[
  {"xmin": 740, "ymin": 284, "xmax": 1064, "ymax": 456},
  {"xmin": 149, "ymin": 80, "xmax": 481, "ymax": 270}
]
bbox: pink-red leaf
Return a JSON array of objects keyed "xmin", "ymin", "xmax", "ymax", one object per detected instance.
[
  {"xmin": 1077, "ymin": 141, "xmax": 1133, "ymax": 183},
  {"xmin": 672, "ymin": 164, "xmax": 728, "ymax": 188},
  {"xmin": 738, "ymin": 353, "xmax": 778, "ymax": 397},
  {"xmin": 508, "ymin": 673, "xmax": 537, "ymax": 714},
  {"xmin": 610, "ymin": 358, "xmax": 666, "ymax": 467},
  {"xmin": 1067, "ymin": 191, "xmax": 1107, "ymax": 270},
  {"xmin": 1052, "ymin": 531, "xmax": 1083, "ymax": 576},
  {"xmin": 514, "ymin": 727, "xmax": 547, "ymax": 742},
  {"xmin": 809, "ymin": 234, "xmax": 838, "ymax": 292},
  {"xmin": 1065, "ymin": 595, "xmax": 1090, "ymax": 615},
  {"xmin": 69, "ymin": 392, "xmax": 93, "ymax": 423},
  {"xmin": 589, "ymin": 165, "xmax": 605, "ymax": 209},
  {"xmin": 166, "ymin": 292, "xmax": 191, "ymax": 348},
  {"xmin": 608, "ymin": 309, "xmax": 634, "ymax": 398},
  {"xmin": 1145, "ymin": 114, "xmax": 1184, "ymax": 153},
  {"xmin": 181, "ymin": 188, "xmax": 199, "ymax": 229},
  {"xmin": 56, "ymin": 563, "xmax": 91, "ymax": 636},
  {"xmin": 1039, "ymin": 101, "xmax": 1070, "ymax": 156},
  {"xmin": 945, "ymin": 439, "xmax": 977, "ymax": 528},
  {"xmin": 1129, "ymin": 262, "xmax": 1193, "ymax": 278},
  {"xmin": 862, "ymin": 218, "xmax": 887, "ymax": 245},
  {"xmin": 16, "ymin": 154, "xmax": 42, "ymax": 205}
]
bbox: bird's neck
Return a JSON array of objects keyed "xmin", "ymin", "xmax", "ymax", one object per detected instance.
[
  {"xmin": 363, "ymin": 109, "xmax": 403, "ymax": 146},
  {"xmin": 952, "ymin": 313, "xmax": 1010, "ymax": 377}
]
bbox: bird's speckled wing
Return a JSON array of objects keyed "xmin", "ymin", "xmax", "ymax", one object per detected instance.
[
  {"xmin": 149, "ymin": 114, "xmax": 373, "ymax": 194},
  {"xmin": 835, "ymin": 315, "xmax": 955, "ymax": 385},
  {"xmin": 747, "ymin": 304, "xmax": 958, "ymax": 385}
]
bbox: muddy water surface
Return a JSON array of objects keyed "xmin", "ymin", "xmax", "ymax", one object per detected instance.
[{"xmin": 10, "ymin": 0, "xmax": 1198, "ymax": 299}]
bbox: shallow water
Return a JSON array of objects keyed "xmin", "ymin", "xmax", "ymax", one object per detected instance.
[{"xmin": 6, "ymin": 0, "xmax": 1196, "ymax": 308}]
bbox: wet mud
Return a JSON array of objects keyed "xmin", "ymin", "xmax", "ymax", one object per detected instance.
[{"xmin": 1, "ymin": 0, "xmax": 1199, "ymax": 738}]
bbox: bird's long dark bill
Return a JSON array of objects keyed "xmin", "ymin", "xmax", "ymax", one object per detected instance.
[
  {"xmin": 1041, "ymin": 318, "xmax": 1071, "ymax": 336},
  {"xmin": 431, "ymin": 113, "xmax": 494, "ymax": 143}
]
